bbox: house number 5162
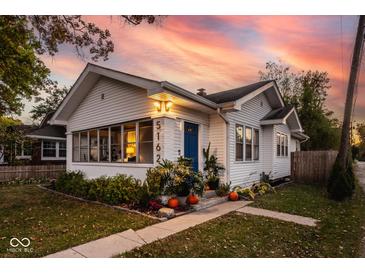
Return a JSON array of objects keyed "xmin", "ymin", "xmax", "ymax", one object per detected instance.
[{"xmin": 155, "ymin": 120, "xmax": 161, "ymax": 163}]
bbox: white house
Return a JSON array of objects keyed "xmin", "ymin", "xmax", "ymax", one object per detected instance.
[{"xmin": 50, "ymin": 63, "xmax": 308, "ymax": 187}]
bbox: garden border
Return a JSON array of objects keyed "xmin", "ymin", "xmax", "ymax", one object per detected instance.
[{"xmin": 37, "ymin": 184, "xmax": 167, "ymax": 221}]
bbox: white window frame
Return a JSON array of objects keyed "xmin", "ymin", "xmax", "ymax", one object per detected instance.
[
  {"xmin": 15, "ymin": 141, "xmax": 32, "ymax": 160},
  {"xmin": 235, "ymin": 123, "xmax": 260, "ymax": 163},
  {"xmin": 41, "ymin": 140, "xmax": 66, "ymax": 161},
  {"xmin": 71, "ymin": 119, "xmax": 153, "ymax": 164},
  {"xmin": 276, "ymin": 132, "xmax": 289, "ymax": 157}
]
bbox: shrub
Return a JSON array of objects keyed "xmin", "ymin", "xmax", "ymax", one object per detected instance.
[
  {"xmin": 327, "ymin": 158, "xmax": 355, "ymax": 201},
  {"xmin": 55, "ymin": 170, "xmax": 87, "ymax": 197},
  {"xmin": 55, "ymin": 171, "xmax": 163, "ymax": 207},
  {"xmin": 203, "ymin": 143, "xmax": 225, "ymax": 190},
  {"xmin": 215, "ymin": 181, "xmax": 231, "ymax": 197},
  {"xmin": 162, "ymin": 157, "xmax": 204, "ymax": 196},
  {"xmin": 251, "ymin": 182, "xmax": 274, "ymax": 195}
]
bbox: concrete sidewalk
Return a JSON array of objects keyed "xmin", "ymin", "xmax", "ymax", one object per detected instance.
[
  {"xmin": 45, "ymin": 200, "xmax": 251, "ymax": 258},
  {"xmin": 237, "ymin": 206, "xmax": 319, "ymax": 227}
]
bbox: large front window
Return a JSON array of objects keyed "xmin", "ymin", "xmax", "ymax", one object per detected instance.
[{"xmin": 72, "ymin": 119, "xmax": 153, "ymax": 164}]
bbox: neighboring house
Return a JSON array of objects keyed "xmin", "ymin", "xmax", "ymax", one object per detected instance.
[
  {"xmin": 1, "ymin": 114, "xmax": 66, "ymax": 165},
  {"xmin": 50, "ymin": 63, "xmax": 308, "ymax": 187}
]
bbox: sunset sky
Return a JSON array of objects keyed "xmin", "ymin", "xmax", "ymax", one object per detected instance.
[{"xmin": 21, "ymin": 15, "xmax": 364, "ymax": 124}]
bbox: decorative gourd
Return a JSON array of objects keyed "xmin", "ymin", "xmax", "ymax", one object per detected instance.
[
  {"xmin": 186, "ymin": 194, "xmax": 199, "ymax": 205},
  {"xmin": 168, "ymin": 197, "xmax": 179, "ymax": 209},
  {"xmin": 229, "ymin": 191, "xmax": 239, "ymax": 201}
]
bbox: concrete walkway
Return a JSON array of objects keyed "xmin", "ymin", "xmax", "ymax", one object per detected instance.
[
  {"xmin": 45, "ymin": 200, "xmax": 251, "ymax": 258},
  {"xmin": 237, "ymin": 206, "xmax": 318, "ymax": 227},
  {"xmin": 354, "ymin": 161, "xmax": 365, "ymax": 258}
]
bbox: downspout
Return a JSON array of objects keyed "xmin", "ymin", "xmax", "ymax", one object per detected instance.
[{"xmin": 217, "ymin": 108, "xmax": 230, "ymax": 184}]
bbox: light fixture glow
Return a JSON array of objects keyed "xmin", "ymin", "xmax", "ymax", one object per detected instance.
[
  {"xmin": 154, "ymin": 101, "xmax": 161, "ymax": 112},
  {"xmin": 165, "ymin": 101, "xmax": 173, "ymax": 112}
]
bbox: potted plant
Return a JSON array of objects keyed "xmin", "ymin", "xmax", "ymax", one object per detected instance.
[
  {"xmin": 203, "ymin": 143, "xmax": 225, "ymax": 190},
  {"xmin": 163, "ymin": 157, "xmax": 204, "ymax": 206}
]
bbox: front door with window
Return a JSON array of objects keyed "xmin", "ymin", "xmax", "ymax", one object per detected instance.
[{"xmin": 184, "ymin": 122, "xmax": 199, "ymax": 171}]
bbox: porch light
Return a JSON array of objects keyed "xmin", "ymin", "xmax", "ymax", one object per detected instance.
[
  {"xmin": 154, "ymin": 101, "xmax": 161, "ymax": 112},
  {"xmin": 165, "ymin": 101, "xmax": 173, "ymax": 112}
]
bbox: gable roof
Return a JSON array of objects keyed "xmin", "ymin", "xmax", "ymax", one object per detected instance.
[
  {"xmin": 204, "ymin": 80, "xmax": 273, "ymax": 104},
  {"xmin": 50, "ymin": 63, "xmax": 218, "ymax": 125},
  {"xmin": 27, "ymin": 125, "xmax": 66, "ymax": 140},
  {"xmin": 261, "ymin": 106, "xmax": 294, "ymax": 120}
]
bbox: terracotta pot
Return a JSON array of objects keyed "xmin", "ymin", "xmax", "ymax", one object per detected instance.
[
  {"xmin": 168, "ymin": 197, "xmax": 179, "ymax": 209},
  {"xmin": 229, "ymin": 191, "xmax": 239, "ymax": 201},
  {"xmin": 186, "ymin": 194, "xmax": 199, "ymax": 205}
]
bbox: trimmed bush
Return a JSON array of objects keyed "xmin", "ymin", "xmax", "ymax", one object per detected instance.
[
  {"xmin": 327, "ymin": 159, "xmax": 355, "ymax": 201},
  {"xmin": 55, "ymin": 171, "xmax": 160, "ymax": 207}
]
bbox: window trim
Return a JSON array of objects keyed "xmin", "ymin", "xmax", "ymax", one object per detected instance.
[
  {"xmin": 276, "ymin": 131, "xmax": 289, "ymax": 157},
  {"xmin": 235, "ymin": 123, "xmax": 260, "ymax": 163},
  {"xmin": 72, "ymin": 119, "xmax": 153, "ymax": 164},
  {"xmin": 15, "ymin": 141, "xmax": 32, "ymax": 160},
  {"xmin": 41, "ymin": 140, "xmax": 66, "ymax": 161},
  {"xmin": 235, "ymin": 124, "xmax": 244, "ymax": 161}
]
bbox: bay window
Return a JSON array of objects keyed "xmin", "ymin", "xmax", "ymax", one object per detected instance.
[{"xmin": 72, "ymin": 119, "xmax": 153, "ymax": 164}]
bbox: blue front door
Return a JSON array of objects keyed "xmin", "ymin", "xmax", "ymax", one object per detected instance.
[{"xmin": 184, "ymin": 122, "xmax": 199, "ymax": 171}]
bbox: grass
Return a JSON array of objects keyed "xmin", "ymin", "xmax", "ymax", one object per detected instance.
[
  {"xmin": 0, "ymin": 184, "xmax": 157, "ymax": 257},
  {"xmin": 123, "ymin": 183, "xmax": 365, "ymax": 258}
]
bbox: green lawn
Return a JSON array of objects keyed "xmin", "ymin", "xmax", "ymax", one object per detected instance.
[
  {"xmin": 0, "ymin": 185, "xmax": 157, "ymax": 257},
  {"xmin": 123, "ymin": 183, "xmax": 365, "ymax": 258}
]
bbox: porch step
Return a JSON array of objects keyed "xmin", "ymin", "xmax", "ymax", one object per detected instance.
[
  {"xmin": 191, "ymin": 196, "xmax": 228, "ymax": 211},
  {"xmin": 203, "ymin": 190, "xmax": 217, "ymax": 199}
]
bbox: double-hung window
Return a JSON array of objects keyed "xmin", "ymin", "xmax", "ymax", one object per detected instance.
[
  {"xmin": 42, "ymin": 140, "xmax": 66, "ymax": 160},
  {"xmin": 235, "ymin": 124, "xmax": 259, "ymax": 162},
  {"xmin": 276, "ymin": 132, "xmax": 289, "ymax": 157},
  {"xmin": 253, "ymin": 129, "xmax": 259, "ymax": 160},
  {"xmin": 235, "ymin": 125, "xmax": 243, "ymax": 161},
  {"xmin": 245, "ymin": 127, "xmax": 252, "ymax": 161}
]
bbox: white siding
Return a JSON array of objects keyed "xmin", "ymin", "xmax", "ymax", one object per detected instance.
[
  {"xmin": 208, "ymin": 114, "xmax": 227, "ymax": 179},
  {"xmin": 226, "ymin": 93, "xmax": 273, "ymax": 187},
  {"xmin": 66, "ymin": 76, "xmax": 209, "ymax": 179},
  {"xmin": 262, "ymin": 125, "xmax": 274, "ymax": 174},
  {"xmin": 272, "ymin": 124, "xmax": 291, "ymax": 179},
  {"xmin": 68, "ymin": 77, "xmax": 155, "ymax": 132}
]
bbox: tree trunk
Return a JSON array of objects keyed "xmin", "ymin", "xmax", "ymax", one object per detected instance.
[{"xmin": 337, "ymin": 15, "xmax": 365, "ymax": 169}]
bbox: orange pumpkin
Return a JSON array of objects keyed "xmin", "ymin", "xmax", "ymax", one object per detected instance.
[
  {"xmin": 168, "ymin": 197, "xmax": 179, "ymax": 209},
  {"xmin": 229, "ymin": 191, "xmax": 239, "ymax": 201},
  {"xmin": 186, "ymin": 194, "xmax": 199, "ymax": 205}
]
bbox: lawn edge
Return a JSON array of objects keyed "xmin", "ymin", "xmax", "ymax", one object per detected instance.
[{"xmin": 37, "ymin": 184, "xmax": 165, "ymax": 222}]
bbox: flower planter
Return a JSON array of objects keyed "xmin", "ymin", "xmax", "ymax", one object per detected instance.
[{"xmin": 177, "ymin": 196, "xmax": 188, "ymax": 206}]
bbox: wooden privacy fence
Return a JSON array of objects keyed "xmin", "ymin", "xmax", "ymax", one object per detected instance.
[
  {"xmin": 0, "ymin": 164, "xmax": 66, "ymax": 182},
  {"xmin": 291, "ymin": 151, "xmax": 338, "ymax": 185}
]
